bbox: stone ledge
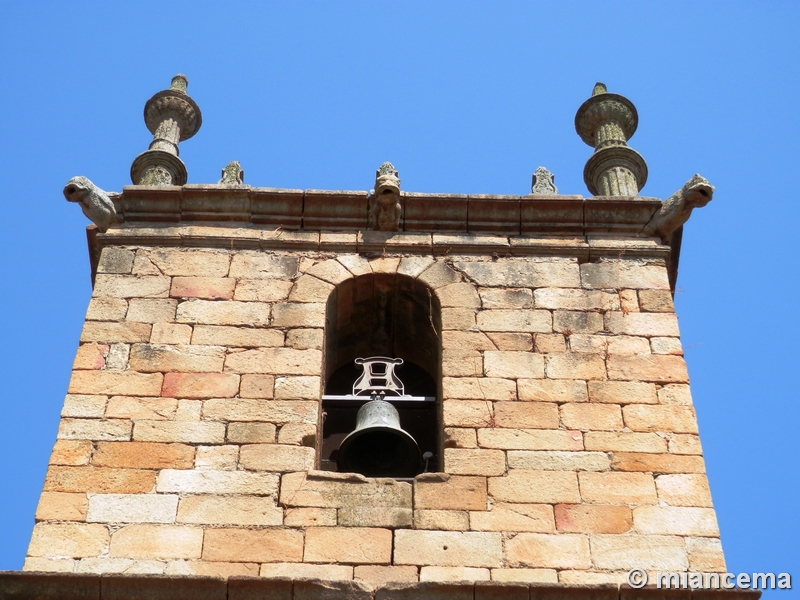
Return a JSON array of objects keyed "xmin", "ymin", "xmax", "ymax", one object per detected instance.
[{"xmin": 0, "ymin": 572, "xmax": 762, "ymax": 600}]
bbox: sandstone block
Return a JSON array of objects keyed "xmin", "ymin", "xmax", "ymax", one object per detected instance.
[
  {"xmin": 395, "ymin": 256, "xmax": 434, "ymax": 278},
  {"xmin": 177, "ymin": 495, "xmax": 283, "ymax": 526},
  {"xmin": 578, "ymin": 472, "xmax": 656, "ymax": 504},
  {"xmin": 658, "ymin": 384, "xmax": 693, "ymax": 405},
  {"xmin": 470, "ymin": 503, "xmax": 554, "ymax": 533},
  {"xmin": 605, "ymin": 312, "xmax": 680, "ymax": 337},
  {"xmin": 93, "ymin": 441, "xmax": 194, "ymax": 469},
  {"xmin": 583, "ymin": 432, "xmax": 667, "ymax": 454},
  {"xmin": 204, "ymin": 528, "xmax": 303, "ymax": 563},
  {"xmin": 305, "ymin": 258, "xmax": 353, "ymax": 284},
  {"xmin": 68, "ymin": 371, "xmax": 163, "ymax": 396},
  {"xmin": 338, "ymin": 506, "xmax": 413, "ymax": 527},
  {"xmin": 443, "ymin": 401, "xmax": 493, "ymax": 427},
  {"xmin": 517, "ymin": 379, "xmax": 587, "ymax": 402},
  {"xmin": 109, "ymin": 524, "xmax": 203, "ymax": 559},
  {"xmin": 228, "ymin": 422, "xmax": 277, "ymax": 444},
  {"xmin": 355, "ymin": 566, "xmax": 419, "ymax": 587},
  {"xmin": 610, "ymin": 452, "xmax": 705, "ymax": 473},
  {"xmin": 176, "ymin": 300, "xmax": 271, "ymax": 327},
  {"xmin": 240, "ymin": 444, "xmax": 315, "ymax": 472},
  {"xmin": 545, "ymin": 353, "xmax": 605, "ymax": 380},
  {"xmin": 44, "ymin": 466, "xmax": 155, "ymax": 494},
  {"xmin": 489, "ymin": 470, "xmax": 579, "ymax": 504},
  {"xmin": 72, "ymin": 345, "xmax": 108, "ymax": 370},
  {"xmin": 260, "ymin": 563, "xmax": 353, "ymax": 581},
  {"xmin": 57, "ymin": 418, "xmax": 131, "ymax": 441},
  {"xmin": 150, "ymin": 323, "xmax": 192, "ymax": 344},
  {"xmin": 478, "ymin": 429, "xmax": 582, "ymax": 451},
  {"xmin": 490, "ymin": 569, "xmax": 558, "ymax": 583},
  {"xmin": 483, "ymin": 352, "xmax": 544, "ymax": 379},
  {"xmin": 436, "ymin": 283, "xmax": 482, "ymax": 308},
  {"xmin": 554, "ymin": 504, "xmax": 632, "ymax": 534},
  {"xmin": 669, "ymin": 434, "xmax": 703, "ymax": 455},
  {"xmin": 133, "ymin": 421, "xmax": 225, "ymax": 444},
  {"xmin": 80, "ymin": 322, "xmax": 152, "ymax": 343},
  {"xmin": 560, "ymin": 403, "xmax": 623, "ymax": 431},
  {"xmin": 442, "ymin": 349, "xmax": 483, "ymax": 377},
  {"xmin": 489, "ymin": 333, "xmax": 534, "ymax": 351},
  {"xmin": 456, "ymin": 259, "xmax": 580, "ymax": 288},
  {"xmin": 623, "ymin": 405, "xmax": 698, "ymax": 433},
  {"xmin": 304, "ymin": 527, "xmax": 392, "ymax": 564},
  {"xmin": 420, "ymin": 567, "xmax": 490, "ymax": 582},
  {"xmin": 506, "ymin": 451, "xmax": 609, "ymax": 472},
  {"xmin": 638, "ymin": 289, "xmax": 674, "ymax": 312},
  {"xmin": 98, "ymin": 248, "xmax": 135, "ymax": 274},
  {"xmin": 239, "ymin": 374, "xmax": 276, "ymax": 398},
  {"xmin": 440, "ymin": 307, "xmax": 477, "ymax": 330},
  {"xmin": 444, "ymin": 448, "xmax": 506, "ymax": 476},
  {"xmin": 285, "ymin": 507, "xmax": 337, "ymax": 527},
  {"xmin": 686, "ymin": 537, "xmax": 726, "ymax": 572},
  {"xmin": 166, "ymin": 560, "xmax": 258, "ymax": 577},
  {"xmin": 286, "ymin": 328, "xmax": 324, "ymax": 350},
  {"xmin": 442, "ymin": 331, "xmax": 497, "ymax": 351},
  {"xmin": 557, "ymin": 571, "xmax": 626, "ymax": 585},
  {"xmin": 144, "ymin": 249, "xmax": 230, "ymax": 277},
  {"xmin": 129, "ymin": 343, "xmax": 225, "ymax": 373},
  {"xmin": 553, "ymin": 310, "xmax": 603, "ymax": 334},
  {"xmin": 93, "ymin": 275, "xmax": 170, "ymax": 298},
  {"xmin": 607, "ymin": 355, "xmax": 689, "ymax": 383},
  {"xmin": 61, "ymin": 394, "xmax": 107, "ymax": 418},
  {"xmin": 87, "ymin": 493, "xmax": 178, "ymax": 524},
  {"xmin": 588, "ymin": 381, "xmax": 657, "ymax": 404},
  {"xmin": 580, "ymin": 261, "xmax": 670, "ymax": 291},
  {"xmin": 22, "ymin": 558, "xmax": 77, "ymax": 572},
  {"xmin": 204, "ymin": 398, "xmax": 318, "ymax": 424},
  {"xmin": 171, "ymin": 277, "xmax": 235, "ymax": 300},
  {"xmin": 277, "ymin": 422, "xmax": 317, "ymax": 446},
  {"xmin": 478, "ymin": 288, "xmax": 532, "ymax": 309},
  {"xmin": 35, "ymin": 492, "xmax": 88, "ymax": 521},
  {"xmin": 443, "ymin": 428, "xmax": 477, "ymax": 449},
  {"xmin": 105, "ymin": 396, "xmax": 176, "ymax": 420},
  {"xmin": 619, "ymin": 289, "xmax": 641, "ymax": 313},
  {"xmin": 230, "ymin": 253, "xmax": 298, "ymax": 279},
  {"xmin": 194, "ymin": 445, "xmax": 238, "ymax": 469},
  {"xmin": 157, "ymin": 469, "xmax": 279, "ymax": 495},
  {"xmin": 590, "ymin": 534, "xmax": 688, "ymax": 570},
  {"xmin": 161, "ymin": 372, "xmax": 240, "ymax": 400},
  {"xmin": 49, "ymin": 440, "xmax": 93, "ymax": 466},
  {"xmin": 280, "ymin": 472, "xmax": 412, "ymax": 509},
  {"xmin": 288, "ymin": 275, "xmax": 336, "ymax": 303},
  {"xmin": 533, "ymin": 334, "xmax": 565, "ymax": 353},
  {"xmin": 395, "ymin": 530, "xmax": 502, "ymax": 567},
  {"xmin": 274, "ymin": 376, "xmax": 320, "ymax": 399},
  {"xmin": 655, "ymin": 474, "xmax": 713, "ymax": 507},
  {"xmin": 126, "ymin": 298, "xmax": 178, "ymax": 323},
  {"xmin": 534, "ymin": 288, "xmax": 619, "ymax": 311},
  {"xmin": 191, "ymin": 325, "xmax": 283, "ymax": 348},
  {"xmin": 494, "ymin": 402, "xmax": 559, "ymax": 429},
  {"xmin": 234, "ymin": 278, "xmax": 293, "ymax": 302},
  {"xmin": 414, "ymin": 510, "xmax": 469, "ymax": 531},
  {"xmin": 225, "ymin": 347, "xmax": 322, "ymax": 375},
  {"xmin": 651, "ymin": 337, "xmax": 683, "ymax": 355},
  {"xmin": 414, "ymin": 475, "xmax": 486, "ymax": 510},
  {"xmin": 272, "ymin": 303, "xmax": 326, "ymax": 327},
  {"xmin": 86, "ymin": 297, "xmax": 129, "ymax": 321},
  {"xmin": 505, "ymin": 533, "xmax": 591, "ymax": 569},
  {"xmin": 477, "ymin": 310, "xmax": 552, "ymax": 333},
  {"xmin": 443, "ymin": 377, "xmax": 516, "ymax": 400},
  {"xmin": 569, "ymin": 334, "xmax": 650, "ymax": 356},
  {"xmin": 28, "ymin": 523, "xmax": 109, "ymax": 558},
  {"xmin": 417, "ymin": 261, "xmax": 462, "ymax": 289}
]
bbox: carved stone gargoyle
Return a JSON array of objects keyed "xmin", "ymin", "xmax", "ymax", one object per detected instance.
[
  {"xmin": 642, "ymin": 174, "xmax": 714, "ymax": 243},
  {"xmin": 368, "ymin": 162, "xmax": 402, "ymax": 231},
  {"xmin": 63, "ymin": 176, "xmax": 120, "ymax": 233}
]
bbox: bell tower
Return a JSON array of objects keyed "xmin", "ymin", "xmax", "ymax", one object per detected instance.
[{"xmin": 4, "ymin": 77, "xmax": 754, "ymax": 600}]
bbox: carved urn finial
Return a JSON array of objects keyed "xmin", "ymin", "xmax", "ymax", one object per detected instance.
[
  {"xmin": 130, "ymin": 74, "xmax": 202, "ymax": 186},
  {"xmin": 368, "ymin": 162, "xmax": 402, "ymax": 231},
  {"xmin": 575, "ymin": 82, "xmax": 647, "ymax": 196}
]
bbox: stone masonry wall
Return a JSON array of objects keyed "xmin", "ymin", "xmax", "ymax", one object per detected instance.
[{"xmin": 25, "ymin": 241, "xmax": 723, "ymax": 587}]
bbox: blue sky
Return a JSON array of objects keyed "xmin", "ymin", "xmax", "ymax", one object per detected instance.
[{"xmin": 0, "ymin": 2, "xmax": 797, "ymax": 593}]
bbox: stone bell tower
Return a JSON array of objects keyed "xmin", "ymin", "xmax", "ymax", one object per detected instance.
[{"xmin": 3, "ymin": 77, "xmax": 752, "ymax": 600}]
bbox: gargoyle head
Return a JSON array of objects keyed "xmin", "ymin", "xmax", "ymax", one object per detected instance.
[
  {"xmin": 374, "ymin": 162, "xmax": 401, "ymax": 205},
  {"xmin": 683, "ymin": 173, "xmax": 714, "ymax": 209},
  {"xmin": 63, "ymin": 176, "xmax": 93, "ymax": 204}
]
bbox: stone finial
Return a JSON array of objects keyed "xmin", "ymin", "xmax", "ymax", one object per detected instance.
[
  {"xmin": 63, "ymin": 176, "xmax": 119, "ymax": 232},
  {"xmin": 130, "ymin": 74, "xmax": 202, "ymax": 186},
  {"xmin": 642, "ymin": 174, "xmax": 714, "ymax": 242},
  {"xmin": 368, "ymin": 162, "xmax": 402, "ymax": 231},
  {"xmin": 575, "ymin": 82, "xmax": 648, "ymax": 197},
  {"xmin": 531, "ymin": 167, "xmax": 558, "ymax": 194},
  {"xmin": 219, "ymin": 161, "xmax": 245, "ymax": 185}
]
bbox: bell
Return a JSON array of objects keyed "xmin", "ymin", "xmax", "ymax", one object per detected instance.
[{"xmin": 336, "ymin": 399, "xmax": 421, "ymax": 478}]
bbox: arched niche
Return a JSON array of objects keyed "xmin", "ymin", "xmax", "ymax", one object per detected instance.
[{"xmin": 321, "ymin": 271, "xmax": 442, "ymax": 474}]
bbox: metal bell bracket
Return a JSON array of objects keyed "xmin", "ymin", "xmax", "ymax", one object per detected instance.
[{"xmin": 322, "ymin": 356, "xmax": 435, "ymax": 404}]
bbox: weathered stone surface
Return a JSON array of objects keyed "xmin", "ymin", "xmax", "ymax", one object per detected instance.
[
  {"xmin": 171, "ymin": 276, "xmax": 236, "ymax": 300},
  {"xmin": 489, "ymin": 333, "xmax": 534, "ymax": 351},
  {"xmin": 478, "ymin": 288, "xmax": 532, "ymax": 309},
  {"xmin": 286, "ymin": 328, "xmax": 324, "ymax": 350},
  {"xmin": 277, "ymin": 422, "xmax": 317, "ymax": 446},
  {"xmin": 476, "ymin": 310, "xmax": 552, "ymax": 333},
  {"xmin": 225, "ymin": 348, "xmax": 322, "ymax": 375},
  {"xmin": 443, "ymin": 401, "xmax": 494, "ymax": 427},
  {"xmin": 228, "ymin": 422, "xmax": 277, "ymax": 444},
  {"xmin": 686, "ymin": 537, "xmax": 726, "ymax": 572},
  {"xmin": 583, "ymin": 432, "xmax": 667, "ymax": 453},
  {"xmin": 442, "ymin": 349, "xmax": 483, "ymax": 377},
  {"xmin": 533, "ymin": 333, "xmax": 565, "ymax": 353},
  {"xmin": 420, "ymin": 567, "xmax": 490, "ymax": 582},
  {"xmin": 414, "ymin": 475, "xmax": 486, "ymax": 511},
  {"xmin": 272, "ymin": 303, "xmax": 326, "ymax": 327},
  {"xmin": 133, "ymin": 420, "xmax": 226, "ymax": 444},
  {"xmin": 618, "ymin": 289, "xmax": 640, "ymax": 314},
  {"xmin": 338, "ymin": 506, "xmax": 413, "ymax": 527},
  {"xmin": 304, "ymin": 527, "xmax": 393, "ymax": 564},
  {"xmin": 669, "ymin": 434, "xmax": 703, "ymax": 455},
  {"xmin": 49, "ymin": 440, "xmax": 93, "ymax": 466},
  {"xmin": 545, "ymin": 353, "xmax": 605, "ymax": 380},
  {"xmin": 493, "ymin": 402, "xmax": 559, "ymax": 429},
  {"xmin": 478, "ymin": 429, "xmax": 582, "ymax": 451},
  {"xmin": 191, "ymin": 325, "xmax": 283, "ymax": 347},
  {"xmin": 436, "ymin": 283, "xmax": 481, "ymax": 308},
  {"xmin": 553, "ymin": 311, "xmax": 603, "ymax": 334},
  {"xmin": 87, "ymin": 493, "xmax": 178, "ymax": 523},
  {"xmin": 93, "ymin": 441, "xmax": 194, "ymax": 469},
  {"xmin": 72, "ymin": 345, "xmax": 108, "ymax": 370},
  {"xmin": 588, "ymin": 381, "xmax": 657, "ymax": 404},
  {"xmin": 35, "ymin": 492, "xmax": 88, "ymax": 521},
  {"xmin": 442, "ymin": 331, "xmax": 497, "ymax": 351},
  {"xmin": 483, "ymin": 352, "xmax": 544, "ymax": 379},
  {"xmin": 28, "ymin": 523, "xmax": 109, "ymax": 558},
  {"xmin": 506, "ymin": 451, "xmax": 609, "ymax": 471},
  {"xmin": 203, "ymin": 528, "xmax": 303, "ymax": 562},
  {"xmin": 355, "ymin": 565, "xmax": 420, "ymax": 587},
  {"xmin": 633, "ymin": 506, "xmax": 719, "ymax": 536},
  {"xmin": 176, "ymin": 300, "xmax": 271, "ymax": 327},
  {"xmin": 397, "ymin": 256, "xmax": 435, "ymax": 278},
  {"xmin": 109, "ymin": 524, "xmax": 203, "ymax": 559},
  {"xmin": 93, "ymin": 275, "xmax": 171, "ymax": 298},
  {"xmin": 580, "ymin": 260, "xmax": 670, "ymax": 291},
  {"xmin": 44, "ymin": 466, "xmax": 155, "ymax": 494},
  {"xmin": 470, "ymin": 503, "xmax": 554, "ymax": 533},
  {"xmin": 651, "ymin": 337, "xmax": 683, "ymax": 355},
  {"xmin": 456, "ymin": 259, "xmax": 580, "ymax": 288},
  {"xmin": 98, "ymin": 248, "xmax": 135, "ymax": 274},
  {"xmin": 239, "ymin": 374, "xmax": 275, "ymax": 398},
  {"xmin": 204, "ymin": 399, "xmax": 318, "ymax": 423},
  {"xmin": 569, "ymin": 334, "xmax": 650, "ymax": 356},
  {"xmin": 126, "ymin": 298, "xmax": 178, "ymax": 323},
  {"xmin": 150, "ymin": 323, "xmax": 192, "ymax": 344},
  {"xmin": 61, "ymin": 395, "xmax": 107, "ymax": 418},
  {"xmin": 443, "ymin": 377, "xmax": 516, "ymax": 400},
  {"xmin": 157, "ymin": 469, "xmax": 279, "ymax": 495},
  {"xmin": 274, "ymin": 376, "xmax": 320, "ymax": 399},
  {"xmin": 234, "ymin": 278, "xmax": 293, "ymax": 302},
  {"xmin": 610, "ymin": 452, "xmax": 705, "ymax": 473},
  {"xmin": 557, "ymin": 571, "xmax": 626, "ymax": 585},
  {"xmin": 443, "ymin": 428, "xmax": 477, "ymax": 449},
  {"xmin": 194, "ymin": 445, "xmax": 238, "ymax": 469},
  {"xmin": 578, "ymin": 472, "xmax": 656, "ymax": 504},
  {"xmin": 306, "ymin": 258, "xmax": 353, "ymax": 284},
  {"xmin": 161, "ymin": 372, "xmax": 240, "ymax": 399},
  {"xmin": 607, "ymin": 355, "xmax": 689, "ymax": 382},
  {"xmin": 230, "ymin": 254, "xmax": 298, "ymax": 279},
  {"xmin": 177, "ymin": 495, "xmax": 283, "ymax": 526},
  {"xmin": 260, "ymin": 563, "xmax": 353, "ymax": 581},
  {"xmin": 655, "ymin": 474, "xmax": 713, "ymax": 507},
  {"xmin": 441, "ymin": 308, "xmax": 477, "ymax": 330},
  {"xmin": 560, "ymin": 403, "xmax": 623, "ymax": 431},
  {"xmin": 80, "ymin": 321, "xmax": 152, "ymax": 343},
  {"xmin": 517, "ymin": 380, "xmax": 587, "ymax": 402},
  {"xmin": 623, "ymin": 405, "xmax": 698, "ymax": 433},
  {"xmin": 166, "ymin": 560, "xmax": 258, "ymax": 577},
  {"xmin": 281, "ymin": 472, "xmax": 412, "ymax": 509},
  {"xmin": 288, "ymin": 275, "xmax": 335, "ymax": 303},
  {"xmin": 143, "ymin": 249, "xmax": 230, "ymax": 277},
  {"xmin": 129, "ymin": 344, "xmax": 225, "ymax": 373},
  {"xmin": 505, "ymin": 533, "xmax": 591, "ymax": 569},
  {"xmin": 444, "ymin": 448, "xmax": 506, "ymax": 476},
  {"xmin": 605, "ymin": 312, "xmax": 680, "ymax": 337},
  {"xmin": 285, "ymin": 507, "xmax": 337, "ymax": 527},
  {"xmin": 554, "ymin": 504, "xmax": 632, "ymax": 534},
  {"xmin": 639, "ymin": 289, "xmax": 674, "ymax": 312},
  {"xmin": 418, "ymin": 262, "xmax": 462, "ymax": 289},
  {"xmin": 489, "ymin": 470, "xmax": 579, "ymax": 503},
  {"xmin": 105, "ymin": 396, "xmax": 177, "ymax": 420},
  {"xmin": 658, "ymin": 383, "xmax": 693, "ymax": 405},
  {"xmin": 414, "ymin": 510, "xmax": 469, "ymax": 531},
  {"xmin": 395, "ymin": 530, "xmax": 502, "ymax": 567},
  {"xmin": 68, "ymin": 371, "xmax": 163, "ymax": 396},
  {"xmin": 590, "ymin": 534, "xmax": 688, "ymax": 570},
  {"xmin": 86, "ymin": 297, "xmax": 129, "ymax": 321},
  {"xmin": 239, "ymin": 444, "xmax": 315, "ymax": 472},
  {"xmin": 534, "ymin": 288, "xmax": 619, "ymax": 311}
]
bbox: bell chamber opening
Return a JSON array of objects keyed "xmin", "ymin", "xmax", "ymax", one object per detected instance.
[{"xmin": 321, "ymin": 272, "xmax": 442, "ymax": 477}]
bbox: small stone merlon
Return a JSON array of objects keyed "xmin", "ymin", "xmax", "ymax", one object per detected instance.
[
  {"xmin": 575, "ymin": 82, "xmax": 648, "ymax": 197},
  {"xmin": 130, "ymin": 74, "xmax": 202, "ymax": 187},
  {"xmin": 219, "ymin": 161, "xmax": 245, "ymax": 185},
  {"xmin": 368, "ymin": 162, "xmax": 402, "ymax": 231},
  {"xmin": 531, "ymin": 166, "xmax": 558, "ymax": 194},
  {"xmin": 642, "ymin": 174, "xmax": 715, "ymax": 242},
  {"xmin": 63, "ymin": 176, "xmax": 119, "ymax": 232}
]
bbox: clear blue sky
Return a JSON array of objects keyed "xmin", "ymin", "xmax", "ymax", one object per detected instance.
[{"xmin": 0, "ymin": 2, "xmax": 797, "ymax": 594}]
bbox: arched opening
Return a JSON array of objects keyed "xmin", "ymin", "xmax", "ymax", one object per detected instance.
[{"xmin": 321, "ymin": 271, "xmax": 442, "ymax": 476}]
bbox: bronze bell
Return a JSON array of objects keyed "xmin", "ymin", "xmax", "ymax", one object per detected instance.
[{"xmin": 336, "ymin": 399, "xmax": 421, "ymax": 478}]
